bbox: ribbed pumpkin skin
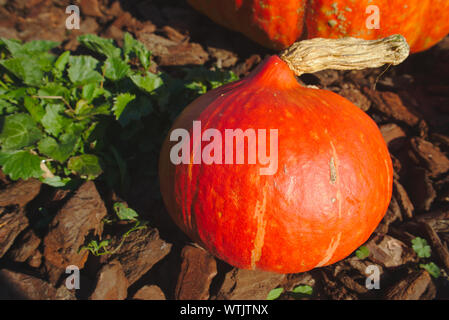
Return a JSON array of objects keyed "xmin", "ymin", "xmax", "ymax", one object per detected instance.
[
  {"xmin": 188, "ymin": 0, "xmax": 449, "ymax": 53},
  {"xmin": 159, "ymin": 56, "xmax": 393, "ymax": 273}
]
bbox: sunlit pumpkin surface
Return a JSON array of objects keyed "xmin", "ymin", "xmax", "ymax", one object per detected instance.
[
  {"xmin": 188, "ymin": 0, "xmax": 449, "ymax": 52},
  {"xmin": 159, "ymin": 56, "xmax": 393, "ymax": 273}
]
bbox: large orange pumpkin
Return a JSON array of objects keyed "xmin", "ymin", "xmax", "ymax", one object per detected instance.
[
  {"xmin": 159, "ymin": 50, "xmax": 394, "ymax": 273},
  {"xmin": 188, "ymin": 0, "xmax": 449, "ymax": 53}
]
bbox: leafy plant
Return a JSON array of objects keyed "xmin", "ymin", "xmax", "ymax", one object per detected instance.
[
  {"xmin": 0, "ymin": 34, "xmax": 238, "ymax": 190},
  {"xmin": 411, "ymin": 237, "xmax": 431, "ymax": 258},
  {"xmin": 411, "ymin": 237, "xmax": 441, "ymax": 278},
  {"xmin": 291, "ymin": 285, "xmax": 313, "ymax": 295},
  {"xmin": 355, "ymin": 245, "xmax": 370, "ymax": 260},
  {"xmin": 420, "ymin": 262, "xmax": 441, "ymax": 279}
]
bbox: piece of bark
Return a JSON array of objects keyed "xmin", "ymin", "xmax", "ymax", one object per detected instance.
[
  {"xmin": 0, "ymin": 206, "xmax": 28, "ymax": 258},
  {"xmin": 43, "ymin": 181, "xmax": 107, "ymax": 284},
  {"xmin": 410, "ymin": 137, "xmax": 449, "ymax": 178},
  {"xmin": 339, "ymin": 84, "xmax": 371, "ymax": 111},
  {"xmin": 111, "ymin": 227, "xmax": 172, "ymax": 286},
  {"xmin": 365, "ymin": 234, "xmax": 417, "ymax": 268},
  {"xmin": 175, "ymin": 245, "xmax": 217, "ymax": 300},
  {"xmin": 393, "ymin": 179, "xmax": 414, "ymax": 219},
  {"xmin": 337, "ymin": 272, "xmax": 369, "ymax": 294},
  {"xmin": 133, "ymin": 285, "xmax": 166, "ymax": 300},
  {"xmin": 404, "ymin": 167, "xmax": 436, "ymax": 212},
  {"xmin": 90, "ymin": 261, "xmax": 129, "ymax": 300},
  {"xmin": 380, "ymin": 123, "xmax": 406, "ymax": 150},
  {"xmin": 7, "ymin": 229, "xmax": 41, "ymax": 263},
  {"xmin": 415, "ymin": 210, "xmax": 449, "ymax": 233},
  {"xmin": 216, "ymin": 268, "xmax": 285, "ymax": 300},
  {"xmin": 363, "ymin": 88, "xmax": 419, "ymax": 126},
  {"xmin": 384, "ymin": 270, "xmax": 431, "ymax": 300},
  {"xmin": 0, "ymin": 269, "xmax": 75, "ymax": 300},
  {"xmin": 0, "ymin": 178, "xmax": 42, "ymax": 207}
]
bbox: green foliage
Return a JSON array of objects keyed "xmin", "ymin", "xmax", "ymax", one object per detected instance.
[
  {"xmin": 0, "ymin": 34, "xmax": 238, "ymax": 186},
  {"xmin": 420, "ymin": 262, "xmax": 441, "ymax": 278},
  {"xmin": 355, "ymin": 245, "xmax": 370, "ymax": 260},
  {"xmin": 267, "ymin": 288, "xmax": 284, "ymax": 300},
  {"xmin": 412, "ymin": 237, "xmax": 431, "ymax": 258},
  {"xmin": 291, "ymin": 285, "xmax": 313, "ymax": 295}
]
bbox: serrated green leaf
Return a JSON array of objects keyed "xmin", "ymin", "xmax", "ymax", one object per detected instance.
[
  {"xmin": 53, "ymin": 51, "xmax": 70, "ymax": 76},
  {"xmin": 38, "ymin": 133, "xmax": 78, "ymax": 163},
  {"xmin": 78, "ymin": 34, "xmax": 121, "ymax": 59},
  {"xmin": 356, "ymin": 246, "xmax": 370, "ymax": 260},
  {"xmin": 113, "ymin": 202, "xmax": 139, "ymax": 221},
  {"xmin": 82, "ymin": 83, "xmax": 104, "ymax": 103},
  {"xmin": 130, "ymin": 72, "xmax": 163, "ymax": 93},
  {"xmin": 0, "ymin": 57, "xmax": 46, "ymax": 86},
  {"xmin": 22, "ymin": 40, "xmax": 59, "ymax": 54},
  {"xmin": 0, "ymin": 113, "xmax": 42, "ymax": 150},
  {"xmin": 41, "ymin": 104, "xmax": 73, "ymax": 137},
  {"xmin": 104, "ymin": 56, "xmax": 130, "ymax": 81},
  {"xmin": 420, "ymin": 262, "xmax": 440, "ymax": 278},
  {"xmin": 68, "ymin": 55, "xmax": 103, "ymax": 85},
  {"xmin": 123, "ymin": 32, "xmax": 151, "ymax": 69},
  {"xmin": 116, "ymin": 95, "xmax": 153, "ymax": 127},
  {"xmin": 267, "ymin": 288, "xmax": 283, "ymax": 300},
  {"xmin": 0, "ymin": 150, "xmax": 43, "ymax": 180},
  {"xmin": 67, "ymin": 154, "xmax": 102, "ymax": 180},
  {"xmin": 412, "ymin": 237, "xmax": 431, "ymax": 258},
  {"xmin": 112, "ymin": 93, "xmax": 135, "ymax": 121},
  {"xmin": 291, "ymin": 285, "xmax": 313, "ymax": 295},
  {"xmin": 38, "ymin": 83, "xmax": 70, "ymax": 101}
]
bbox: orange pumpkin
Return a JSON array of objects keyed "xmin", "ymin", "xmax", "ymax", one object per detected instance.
[
  {"xmin": 188, "ymin": 0, "xmax": 449, "ymax": 52},
  {"xmin": 159, "ymin": 48, "xmax": 394, "ymax": 273}
]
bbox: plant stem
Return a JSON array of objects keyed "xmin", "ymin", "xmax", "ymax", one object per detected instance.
[{"xmin": 279, "ymin": 34, "xmax": 410, "ymax": 76}]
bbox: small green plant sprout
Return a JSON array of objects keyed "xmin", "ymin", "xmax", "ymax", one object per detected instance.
[
  {"xmin": 291, "ymin": 285, "xmax": 313, "ymax": 295},
  {"xmin": 411, "ymin": 237, "xmax": 431, "ymax": 258},
  {"xmin": 113, "ymin": 202, "xmax": 139, "ymax": 221},
  {"xmin": 420, "ymin": 262, "xmax": 441, "ymax": 278},
  {"xmin": 267, "ymin": 287, "xmax": 284, "ymax": 300},
  {"xmin": 79, "ymin": 239, "xmax": 112, "ymax": 256},
  {"xmin": 355, "ymin": 245, "xmax": 370, "ymax": 259}
]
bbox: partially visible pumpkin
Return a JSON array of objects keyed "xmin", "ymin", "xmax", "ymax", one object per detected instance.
[
  {"xmin": 188, "ymin": 0, "xmax": 449, "ymax": 52},
  {"xmin": 158, "ymin": 36, "xmax": 403, "ymax": 273}
]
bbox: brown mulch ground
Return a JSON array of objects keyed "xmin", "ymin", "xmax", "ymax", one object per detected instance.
[{"xmin": 0, "ymin": 0, "xmax": 449, "ymax": 300}]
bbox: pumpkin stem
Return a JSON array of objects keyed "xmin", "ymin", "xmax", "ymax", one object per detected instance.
[{"xmin": 279, "ymin": 34, "xmax": 410, "ymax": 77}]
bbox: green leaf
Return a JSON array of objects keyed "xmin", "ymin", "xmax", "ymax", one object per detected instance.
[
  {"xmin": 130, "ymin": 72, "xmax": 163, "ymax": 93},
  {"xmin": 412, "ymin": 237, "xmax": 431, "ymax": 258},
  {"xmin": 0, "ymin": 99, "xmax": 19, "ymax": 115},
  {"xmin": 267, "ymin": 288, "xmax": 283, "ymax": 300},
  {"xmin": 291, "ymin": 285, "xmax": 313, "ymax": 295},
  {"xmin": 24, "ymin": 96, "xmax": 45, "ymax": 122},
  {"xmin": 53, "ymin": 51, "xmax": 70, "ymax": 77},
  {"xmin": 113, "ymin": 202, "xmax": 139, "ymax": 221},
  {"xmin": 22, "ymin": 40, "xmax": 59, "ymax": 54},
  {"xmin": 0, "ymin": 113, "xmax": 43, "ymax": 150},
  {"xmin": 38, "ymin": 133, "xmax": 78, "ymax": 163},
  {"xmin": 420, "ymin": 262, "xmax": 441, "ymax": 278},
  {"xmin": 41, "ymin": 175, "xmax": 73, "ymax": 187},
  {"xmin": 112, "ymin": 93, "xmax": 135, "ymax": 122},
  {"xmin": 68, "ymin": 55, "xmax": 103, "ymax": 85},
  {"xmin": 0, "ymin": 57, "xmax": 46, "ymax": 86},
  {"xmin": 117, "ymin": 95, "xmax": 153, "ymax": 127},
  {"xmin": 77, "ymin": 34, "xmax": 121, "ymax": 59},
  {"xmin": 38, "ymin": 83, "xmax": 70, "ymax": 100},
  {"xmin": 41, "ymin": 104, "xmax": 72, "ymax": 137},
  {"xmin": 0, "ymin": 150, "xmax": 43, "ymax": 180},
  {"xmin": 355, "ymin": 246, "xmax": 370, "ymax": 260},
  {"xmin": 104, "ymin": 56, "xmax": 130, "ymax": 81},
  {"xmin": 67, "ymin": 154, "xmax": 102, "ymax": 180},
  {"xmin": 82, "ymin": 83, "xmax": 104, "ymax": 103},
  {"xmin": 123, "ymin": 32, "xmax": 151, "ymax": 69}
]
